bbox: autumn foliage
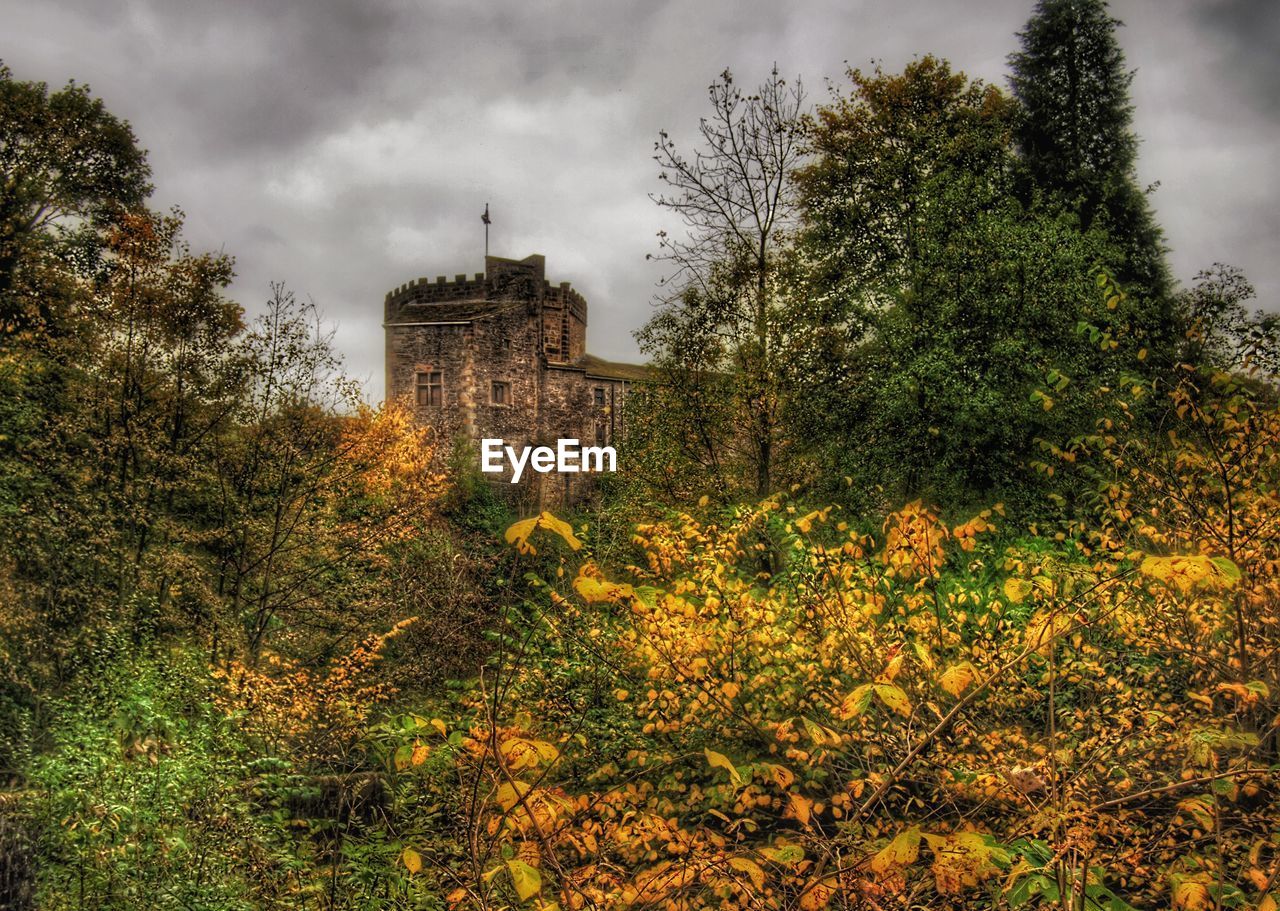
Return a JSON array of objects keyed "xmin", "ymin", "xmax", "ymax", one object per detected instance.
[
  {"xmin": 5, "ymin": 24, "xmax": 1280, "ymax": 911},
  {"xmin": 404, "ymin": 365, "xmax": 1279, "ymax": 911}
]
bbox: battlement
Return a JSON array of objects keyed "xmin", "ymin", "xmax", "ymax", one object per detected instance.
[
  {"xmin": 385, "ymin": 273, "xmax": 487, "ymax": 307},
  {"xmin": 384, "ymin": 254, "xmax": 587, "ymax": 324}
]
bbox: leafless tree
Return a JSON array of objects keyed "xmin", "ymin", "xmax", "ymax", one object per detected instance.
[{"xmin": 645, "ymin": 67, "xmax": 806, "ymax": 497}]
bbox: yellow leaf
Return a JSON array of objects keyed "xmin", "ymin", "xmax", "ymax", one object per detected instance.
[
  {"xmin": 1172, "ymin": 876, "xmax": 1211, "ymax": 910},
  {"xmin": 411, "ymin": 743, "xmax": 430, "ymax": 766},
  {"xmin": 501, "ymin": 737, "xmax": 559, "ymax": 770},
  {"xmin": 870, "ymin": 826, "xmax": 921, "ymax": 876},
  {"xmin": 880, "ymin": 653, "xmax": 904, "ymax": 683},
  {"xmin": 840, "ymin": 683, "xmax": 874, "ymax": 718},
  {"xmin": 573, "ymin": 564, "xmax": 634, "ymax": 603},
  {"xmin": 788, "ymin": 793, "xmax": 813, "ymax": 828},
  {"xmin": 504, "ymin": 512, "xmax": 583, "ymax": 555},
  {"xmin": 874, "ymin": 683, "xmax": 912, "ymax": 717},
  {"xmin": 766, "ymin": 763, "xmax": 795, "ymax": 790},
  {"xmin": 923, "ymin": 832, "xmax": 1003, "ymax": 895},
  {"xmin": 912, "ymin": 640, "xmax": 936, "ymax": 671},
  {"xmin": 1024, "ymin": 610, "xmax": 1072, "ymax": 656},
  {"xmin": 1140, "ymin": 555, "xmax": 1240, "ymax": 593},
  {"xmin": 1187, "ymin": 690, "xmax": 1214, "ymax": 709},
  {"xmin": 631, "ymin": 862, "xmax": 695, "ymax": 904},
  {"xmin": 798, "ymin": 877, "xmax": 838, "ymax": 911},
  {"xmin": 430, "ymin": 718, "xmax": 448, "ymax": 738},
  {"xmin": 705, "ymin": 748, "xmax": 742, "ymax": 785},
  {"xmin": 497, "ymin": 780, "xmax": 530, "ymax": 812},
  {"xmin": 728, "ymin": 856, "xmax": 766, "ymax": 890},
  {"xmin": 401, "ymin": 846, "xmax": 423, "ymax": 875},
  {"xmin": 939, "ymin": 663, "xmax": 978, "ymax": 698},
  {"xmin": 504, "ymin": 517, "xmax": 542, "ymax": 555},
  {"xmin": 1176, "ymin": 796, "xmax": 1215, "ymax": 829},
  {"xmin": 1003, "ymin": 578, "xmax": 1032, "ymax": 604},
  {"xmin": 794, "ymin": 511, "xmax": 821, "ymax": 534},
  {"xmin": 507, "ymin": 858, "xmax": 542, "ymax": 901}
]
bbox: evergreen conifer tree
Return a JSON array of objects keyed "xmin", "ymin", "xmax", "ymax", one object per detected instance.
[{"xmin": 1009, "ymin": 0, "xmax": 1172, "ymax": 314}]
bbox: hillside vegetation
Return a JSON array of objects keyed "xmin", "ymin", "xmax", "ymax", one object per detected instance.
[{"xmin": 2, "ymin": 2, "xmax": 1279, "ymax": 908}]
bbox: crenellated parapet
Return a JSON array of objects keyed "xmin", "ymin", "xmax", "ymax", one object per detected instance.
[
  {"xmin": 384, "ymin": 273, "xmax": 487, "ymax": 321},
  {"xmin": 384, "ymin": 254, "xmax": 587, "ymax": 325}
]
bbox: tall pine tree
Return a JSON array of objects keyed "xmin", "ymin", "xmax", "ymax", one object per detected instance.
[{"xmin": 1009, "ymin": 0, "xmax": 1172, "ymax": 318}]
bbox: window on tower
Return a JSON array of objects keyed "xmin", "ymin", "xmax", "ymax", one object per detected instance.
[
  {"xmin": 491, "ymin": 380, "xmax": 511, "ymax": 406},
  {"xmin": 416, "ymin": 371, "xmax": 442, "ymax": 407}
]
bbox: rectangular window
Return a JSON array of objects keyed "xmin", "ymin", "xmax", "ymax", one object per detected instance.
[
  {"xmin": 415, "ymin": 370, "xmax": 442, "ymax": 407},
  {"xmin": 491, "ymin": 380, "xmax": 511, "ymax": 406},
  {"xmin": 593, "ymin": 387, "xmax": 606, "ymax": 407}
]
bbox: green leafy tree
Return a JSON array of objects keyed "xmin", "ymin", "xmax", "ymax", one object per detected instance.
[
  {"xmin": 795, "ymin": 57, "xmax": 1141, "ymax": 508},
  {"xmin": 0, "ymin": 61, "xmax": 151, "ymax": 330},
  {"xmin": 798, "ymin": 56, "xmax": 1015, "ymax": 320},
  {"xmin": 0, "ymin": 205, "xmax": 241, "ymax": 702}
]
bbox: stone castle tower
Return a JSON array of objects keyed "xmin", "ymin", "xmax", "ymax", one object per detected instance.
[{"xmin": 384, "ymin": 254, "xmax": 646, "ymax": 504}]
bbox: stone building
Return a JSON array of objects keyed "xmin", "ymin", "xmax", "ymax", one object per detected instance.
[{"xmin": 384, "ymin": 253, "xmax": 647, "ymax": 504}]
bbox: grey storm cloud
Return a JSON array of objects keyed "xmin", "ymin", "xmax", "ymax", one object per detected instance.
[
  {"xmin": 2, "ymin": 0, "xmax": 1277, "ymax": 400},
  {"xmin": 54, "ymin": 0, "xmax": 415, "ymax": 159},
  {"xmin": 1196, "ymin": 0, "xmax": 1280, "ymax": 115}
]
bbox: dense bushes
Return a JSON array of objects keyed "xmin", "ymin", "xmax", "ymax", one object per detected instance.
[
  {"xmin": 4, "ymin": 3, "xmax": 1280, "ymax": 907},
  {"xmin": 411, "ymin": 393, "xmax": 1279, "ymax": 907}
]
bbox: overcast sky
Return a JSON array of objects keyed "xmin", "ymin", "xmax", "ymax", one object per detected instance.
[{"xmin": 3, "ymin": 0, "xmax": 1276, "ymax": 400}]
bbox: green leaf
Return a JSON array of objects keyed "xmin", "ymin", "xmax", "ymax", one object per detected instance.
[
  {"xmin": 1210, "ymin": 777, "xmax": 1238, "ymax": 801},
  {"xmin": 761, "ymin": 844, "xmax": 805, "ymax": 865},
  {"xmin": 393, "ymin": 744, "xmax": 413, "ymax": 771},
  {"xmin": 1208, "ymin": 556, "xmax": 1242, "ymax": 585},
  {"xmin": 1007, "ymin": 873, "xmax": 1058, "ymax": 907}
]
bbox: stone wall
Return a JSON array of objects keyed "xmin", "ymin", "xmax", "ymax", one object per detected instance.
[{"xmin": 384, "ymin": 254, "xmax": 637, "ymax": 509}]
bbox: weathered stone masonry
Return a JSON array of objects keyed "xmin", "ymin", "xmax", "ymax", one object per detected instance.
[{"xmin": 384, "ymin": 254, "xmax": 647, "ymax": 506}]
